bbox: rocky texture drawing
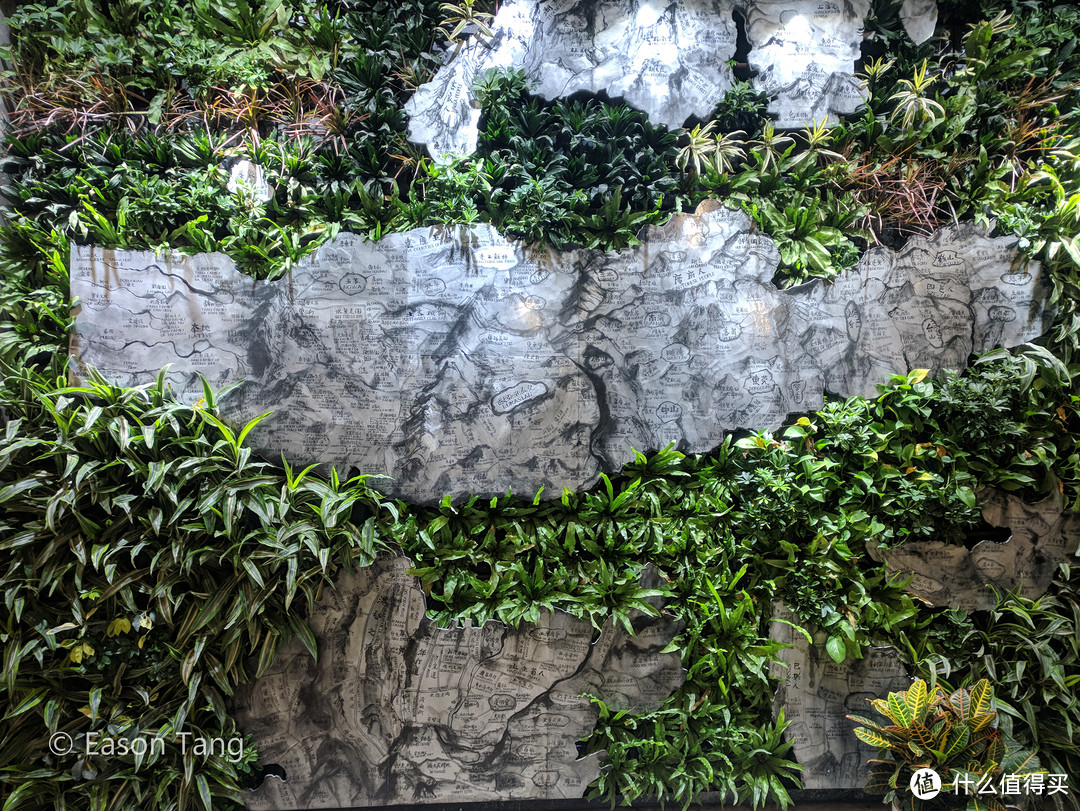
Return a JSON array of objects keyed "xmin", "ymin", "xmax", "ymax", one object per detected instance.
[
  {"xmin": 743, "ymin": 0, "xmax": 870, "ymax": 128},
  {"xmin": 872, "ymin": 488, "xmax": 1080, "ymax": 611},
  {"xmin": 405, "ymin": 0, "xmax": 940, "ymax": 158},
  {"xmin": 901, "ymin": 0, "xmax": 938, "ymax": 44},
  {"xmin": 69, "ymin": 201, "xmax": 1053, "ymax": 503},
  {"xmin": 770, "ymin": 602, "xmax": 910, "ymax": 790},
  {"xmin": 405, "ymin": 0, "xmax": 740, "ymax": 158},
  {"xmin": 233, "ymin": 557, "xmax": 684, "ymax": 808}
]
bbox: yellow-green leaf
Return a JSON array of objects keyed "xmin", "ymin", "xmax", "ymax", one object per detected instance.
[
  {"xmin": 888, "ymin": 691, "xmax": 914, "ymax": 727},
  {"xmin": 853, "ymin": 727, "xmax": 892, "ymax": 749},
  {"xmin": 969, "ymin": 679, "xmax": 993, "ymax": 717},
  {"xmin": 870, "ymin": 697, "xmax": 897, "ymax": 724},
  {"xmin": 941, "ymin": 725, "xmax": 971, "ymax": 762},
  {"xmin": 905, "ymin": 679, "xmax": 929, "ymax": 724},
  {"xmin": 971, "ymin": 711, "xmax": 996, "ymax": 733},
  {"xmin": 68, "ymin": 642, "xmax": 94, "ymax": 664},
  {"xmin": 106, "ymin": 617, "xmax": 132, "ymax": 637}
]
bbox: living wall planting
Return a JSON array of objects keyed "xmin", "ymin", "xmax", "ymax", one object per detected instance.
[{"xmin": 0, "ymin": 1, "xmax": 1079, "ymax": 810}]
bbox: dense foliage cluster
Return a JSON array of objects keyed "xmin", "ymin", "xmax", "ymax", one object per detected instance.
[
  {"xmin": 850, "ymin": 678, "xmax": 1042, "ymax": 811},
  {"xmin": 0, "ymin": 0, "xmax": 1079, "ymax": 810}
]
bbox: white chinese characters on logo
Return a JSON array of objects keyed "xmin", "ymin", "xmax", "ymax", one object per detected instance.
[
  {"xmin": 950, "ymin": 772, "xmax": 1070, "ymax": 797},
  {"xmin": 911, "ymin": 768, "xmax": 942, "ymax": 800}
]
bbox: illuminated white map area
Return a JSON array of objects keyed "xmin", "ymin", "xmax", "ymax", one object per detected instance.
[{"xmin": 405, "ymin": 0, "xmax": 939, "ymax": 158}]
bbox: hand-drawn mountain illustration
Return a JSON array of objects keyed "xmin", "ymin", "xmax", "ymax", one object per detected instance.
[
  {"xmin": 742, "ymin": 0, "xmax": 870, "ymax": 128},
  {"xmin": 234, "ymin": 557, "xmax": 684, "ymax": 808},
  {"xmin": 769, "ymin": 601, "xmax": 910, "ymax": 790},
  {"xmin": 406, "ymin": 0, "xmax": 740, "ymax": 157},
  {"xmin": 69, "ymin": 201, "xmax": 1052, "ymax": 504},
  {"xmin": 405, "ymin": 0, "xmax": 939, "ymax": 158}
]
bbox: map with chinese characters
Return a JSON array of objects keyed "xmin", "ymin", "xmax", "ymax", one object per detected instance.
[
  {"xmin": 770, "ymin": 601, "xmax": 910, "ymax": 790},
  {"xmin": 406, "ymin": 0, "xmax": 939, "ymax": 158},
  {"xmin": 69, "ymin": 202, "xmax": 1053, "ymax": 504},
  {"xmin": 233, "ymin": 557, "xmax": 684, "ymax": 808},
  {"xmin": 873, "ymin": 488, "xmax": 1080, "ymax": 611}
]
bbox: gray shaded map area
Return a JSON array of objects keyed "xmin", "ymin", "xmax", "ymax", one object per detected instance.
[
  {"xmin": 233, "ymin": 557, "xmax": 684, "ymax": 808},
  {"xmin": 901, "ymin": 0, "xmax": 938, "ymax": 44},
  {"xmin": 873, "ymin": 488, "xmax": 1080, "ymax": 611},
  {"xmin": 405, "ymin": 0, "xmax": 939, "ymax": 158},
  {"xmin": 69, "ymin": 202, "xmax": 1053, "ymax": 503},
  {"xmin": 770, "ymin": 602, "xmax": 910, "ymax": 790}
]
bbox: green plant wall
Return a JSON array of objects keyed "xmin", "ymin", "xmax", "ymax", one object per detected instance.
[{"xmin": 0, "ymin": 1, "xmax": 1079, "ymax": 810}]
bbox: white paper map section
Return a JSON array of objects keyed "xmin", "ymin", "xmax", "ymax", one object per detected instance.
[
  {"xmin": 406, "ymin": 0, "xmax": 740, "ymax": 157},
  {"xmin": 405, "ymin": 0, "xmax": 939, "ymax": 158},
  {"xmin": 69, "ymin": 202, "xmax": 1053, "ymax": 504},
  {"xmin": 233, "ymin": 557, "xmax": 684, "ymax": 808},
  {"xmin": 744, "ymin": 0, "xmax": 870, "ymax": 128}
]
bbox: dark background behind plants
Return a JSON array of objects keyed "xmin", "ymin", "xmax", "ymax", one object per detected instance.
[{"xmin": 0, "ymin": 0, "xmax": 1079, "ymax": 809}]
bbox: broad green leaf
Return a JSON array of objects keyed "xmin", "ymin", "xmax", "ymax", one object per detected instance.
[
  {"xmin": 941, "ymin": 725, "xmax": 971, "ymax": 762},
  {"xmin": 825, "ymin": 635, "xmax": 846, "ymax": 664}
]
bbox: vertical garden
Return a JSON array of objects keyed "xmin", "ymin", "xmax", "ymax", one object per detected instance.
[{"xmin": 1, "ymin": 0, "xmax": 1079, "ymax": 809}]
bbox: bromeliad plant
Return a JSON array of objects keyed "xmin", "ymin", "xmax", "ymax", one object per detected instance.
[{"xmin": 849, "ymin": 679, "xmax": 1044, "ymax": 811}]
